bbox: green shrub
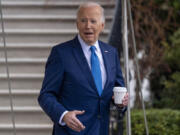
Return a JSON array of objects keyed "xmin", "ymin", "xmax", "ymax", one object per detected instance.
[
  {"xmin": 124, "ymin": 109, "xmax": 180, "ymax": 135},
  {"xmin": 150, "ymin": 29, "xmax": 180, "ymax": 109}
]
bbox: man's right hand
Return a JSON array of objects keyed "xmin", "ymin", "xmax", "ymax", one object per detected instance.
[{"xmin": 62, "ymin": 110, "xmax": 85, "ymax": 132}]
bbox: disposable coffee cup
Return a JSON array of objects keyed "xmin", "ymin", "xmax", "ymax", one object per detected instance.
[{"xmin": 113, "ymin": 87, "xmax": 127, "ymax": 104}]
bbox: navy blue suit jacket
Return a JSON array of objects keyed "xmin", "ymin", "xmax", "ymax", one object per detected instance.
[{"xmin": 38, "ymin": 36, "xmax": 125, "ymax": 135}]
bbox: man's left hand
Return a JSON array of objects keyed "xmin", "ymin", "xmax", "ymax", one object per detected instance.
[{"xmin": 112, "ymin": 93, "xmax": 129, "ymax": 108}]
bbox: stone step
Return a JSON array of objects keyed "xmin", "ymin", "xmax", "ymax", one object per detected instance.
[
  {"xmin": 1, "ymin": 0, "xmax": 114, "ymax": 6},
  {"xmin": 1, "ymin": 1, "xmax": 115, "ymax": 16},
  {"xmin": 0, "ymin": 106, "xmax": 52, "ymax": 124},
  {"xmin": 0, "ymin": 73, "xmax": 43, "ymax": 89},
  {"xmin": 2, "ymin": 15, "xmax": 112, "ymax": 30},
  {"xmin": 0, "ymin": 124, "xmax": 52, "ymax": 135},
  {"xmin": 0, "ymin": 29, "xmax": 108, "ymax": 43},
  {"xmin": 0, "ymin": 44, "xmax": 52, "ymax": 58},
  {"xmin": 0, "ymin": 58, "xmax": 46, "ymax": 73},
  {"xmin": 0, "ymin": 89, "xmax": 40, "ymax": 107},
  {"xmin": 0, "ymin": 43, "xmax": 54, "ymax": 47},
  {"xmin": 1, "ymin": 0, "xmax": 88, "ymax": 1}
]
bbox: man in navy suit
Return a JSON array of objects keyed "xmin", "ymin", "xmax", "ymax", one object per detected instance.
[{"xmin": 38, "ymin": 2, "xmax": 128, "ymax": 135}]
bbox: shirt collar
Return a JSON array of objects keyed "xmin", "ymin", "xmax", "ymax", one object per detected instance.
[{"xmin": 78, "ymin": 34, "xmax": 100, "ymax": 53}]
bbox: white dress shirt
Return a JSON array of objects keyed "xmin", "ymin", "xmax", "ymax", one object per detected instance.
[
  {"xmin": 59, "ymin": 35, "xmax": 107, "ymax": 125},
  {"xmin": 78, "ymin": 34, "xmax": 107, "ymax": 89}
]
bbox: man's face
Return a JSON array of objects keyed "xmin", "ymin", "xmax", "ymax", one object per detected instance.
[{"xmin": 76, "ymin": 6, "xmax": 105, "ymax": 45}]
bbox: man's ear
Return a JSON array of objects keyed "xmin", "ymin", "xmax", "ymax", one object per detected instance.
[
  {"xmin": 101, "ymin": 23, "xmax": 105, "ymax": 31},
  {"xmin": 76, "ymin": 20, "xmax": 78, "ymax": 29}
]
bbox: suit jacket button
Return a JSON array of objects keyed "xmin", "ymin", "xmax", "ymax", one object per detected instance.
[{"xmin": 97, "ymin": 115, "xmax": 101, "ymax": 119}]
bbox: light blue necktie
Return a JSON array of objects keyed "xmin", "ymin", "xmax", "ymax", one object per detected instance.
[{"xmin": 90, "ymin": 46, "xmax": 102, "ymax": 96}]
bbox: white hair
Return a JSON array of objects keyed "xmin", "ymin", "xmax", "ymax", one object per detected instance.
[{"xmin": 76, "ymin": 2, "xmax": 105, "ymax": 23}]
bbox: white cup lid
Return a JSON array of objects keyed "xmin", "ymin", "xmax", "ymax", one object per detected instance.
[{"xmin": 113, "ymin": 87, "xmax": 127, "ymax": 92}]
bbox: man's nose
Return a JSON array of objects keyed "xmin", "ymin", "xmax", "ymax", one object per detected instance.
[{"xmin": 85, "ymin": 21, "xmax": 91, "ymax": 28}]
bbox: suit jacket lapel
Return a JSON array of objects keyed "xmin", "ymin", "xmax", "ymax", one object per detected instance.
[
  {"xmin": 99, "ymin": 41, "xmax": 111, "ymax": 93},
  {"xmin": 72, "ymin": 36, "xmax": 98, "ymax": 94}
]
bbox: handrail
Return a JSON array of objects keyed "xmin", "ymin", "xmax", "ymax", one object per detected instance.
[
  {"xmin": 0, "ymin": 0, "xmax": 16, "ymax": 135},
  {"xmin": 122, "ymin": 0, "xmax": 132, "ymax": 134},
  {"xmin": 127, "ymin": 0, "xmax": 149, "ymax": 134}
]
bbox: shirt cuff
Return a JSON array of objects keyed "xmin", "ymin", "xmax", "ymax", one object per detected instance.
[{"xmin": 59, "ymin": 111, "xmax": 68, "ymax": 126}]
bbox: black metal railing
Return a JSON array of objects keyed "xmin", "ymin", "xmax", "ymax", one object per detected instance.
[{"xmin": 109, "ymin": 104, "xmax": 125, "ymax": 135}]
